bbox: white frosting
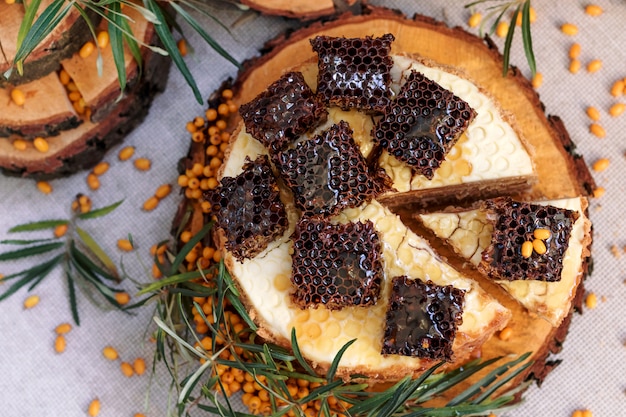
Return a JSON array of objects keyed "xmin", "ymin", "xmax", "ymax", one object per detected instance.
[
  {"xmin": 419, "ymin": 197, "xmax": 589, "ymax": 327},
  {"xmin": 380, "ymin": 56, "xmax": 535, "ymax": 192},
  {"xmin": 219, "ymin": 57, "xmax": 531, "ymax": 373},
  {"xmin": 229, "ymin": 199, "xmax": 508, "ymax": 370}
]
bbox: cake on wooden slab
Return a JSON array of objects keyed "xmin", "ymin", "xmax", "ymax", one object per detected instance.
[{"xmin": 173, "ymin": 4, "xmax": 595, "ymax": 402}]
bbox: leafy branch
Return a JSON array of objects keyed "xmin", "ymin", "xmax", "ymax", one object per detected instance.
[
  {"xmin": 465, "ymin": 0, "xmax": 536, "ymax": 76},
  {"xmin": 0, "ymin": 199, "xmax": 132, "ymax": 325},
  {"xmin": 146, "ymin": 223, "xmax": 534, "ymax": 416},
  {"xmin": 6, "ymin": 0, "xmax": 243, "ymax": 104}
]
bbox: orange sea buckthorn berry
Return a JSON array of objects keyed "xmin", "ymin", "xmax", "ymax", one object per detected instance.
[
  {"xmin": 468, "ymin": 12, "xmax": 481, "ymax": 28},
  {"xmin": 55, "ymin": 323, "xmax": 72, "ymax": 334},
  {"xmin": 143, "ymin": 196, "xmax": 159, "ymax": 211},
  {"xmin": 102, "ymin": 346, "xmax": 119, "ymax": 360},
  {"xmin": 499, "ymin": 327, "xmax": 513, "ymax": 341},
  {"xmin": 96, "ymin": 31, "xmax": 110, "ymax": 49},
  {"xmin": 36, "ymin": 181, "xmax": 53, "ymax": 194},
  {"xmin": 114, "ymin": 292, "xmax": 131, "ymax": 305},
  {"xmin": 79, "ymin": 41, "xmax": 95, "ymax": 58},
  {"xmin": 118, "ymin": 145, "xmax": 135, "ymax": 161},
  {"xmin": 155, "ymin": 184, "xmax": 172, "ymax": 199},
  {"xmin": 134, "ymin": 158, "xmax": 151, "ymax": 171},
  {"xmin": 586, "ymin": 59, "xmax": 602, "ymax": 73},
  {"xmin": 592, "ymin": 158, "xmax": 610, "ymax": 172},
  {"xmin": 86, "ymin": 173, "xmax": 100, "ymax": 191},
  {"xmin": 610, "ymin": 80, "xmax": 625, "ymax": 97},
  {"xmin": 561, "ymin": 23, "xmax": 578, "ymax": 36},
  {"xmin": 585, "ymin": 5, "xmax": 603, "ymax": 16},
  {"xmin": 59, "ymin": 69, "xmax": 71, "ymax": 85},
  {"xmin": 54, "ymin": 334, "xmax": 66, "ymax": 353},
  {"xmin": 133, "ymin": 358, "xmax": 146, "ymax": 375},
  {"xmin": 592, "ymin": 186, "xmax": 605, "ymax": 198},
  {"xmin": 589, "ymin": 123, "xmax": 606, "ymax": 138},
  {"xmin": 609, "ymin": 103, "xmax": 625, "ymax": 117},
  {"xmin": 33, "ymin": 137, "xmax": 49, "ymax": 153},
  {"xmin": 117, "ymin": 239, "xmax": 134, "ymax": 252},
  {"xmin": 87, "ymin": 398, "xmax": 100, "ymax": 417},
  {"xmin": 12, "ymin": 139, "xmax": 27, "ymax": 151},
  {"xmin": 521, "ymin": 241, "xmax": 533, "ymax": 258},
  {"xmin": 120, "ymin": 361, "xmax": 134, "ymax": 377},
  {"xmin": 586, "ymin": 106, "xmax": 601, "ymax": 121},
  {"xmin": 569, "ymin": 59, "xmax": 581, "ymax": 74},
  {"xmin": 24, "ymin": 294, "xmax": 40, "ymax": 309},
  {"xmin": 177, "ymin": 39, "xmax": 188, "ymax": 56},
  {"xmin": 54, "ymin": 223, "xmax": 68, "ymax": 238},
  {"xmin": 10, "ymin": 88, "xmax": 25, "ymax": 106},
  {"xmin": 532, "ymin": 238, "xmax": 547, "ymax": 255},
  {"xmin": 531, "ymin": 72, "xmax": 543, "ymax": 88},
  {"xmin": 533, "ymin": 228, "xmax": 551, "ymax": 240},
  {"xmin": 569, "ymin": 43, "xmax": 581, "ymax": 59},
  {"xmin": 92, "ymin": 162, "xmax": 109, "ymax": 176}
]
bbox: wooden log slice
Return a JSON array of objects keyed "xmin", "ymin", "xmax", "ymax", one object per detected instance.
[
  {"xmin": 174, "ymin": 5, "xmax": 595, "ymax": 405},
  {"xmin": 241, "ymin": 0, "xmax": 359, "ymax": 20},
  {"xmin": 0, "ymin": 13, "xmax": 171, "ymax": 179},
  {"xmin": 0, "ymin": 1, "xmax": 99, "ymax": 86}
]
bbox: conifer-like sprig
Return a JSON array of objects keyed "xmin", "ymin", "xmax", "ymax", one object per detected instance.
[
  {"xmin": 0, "ymin": 199, "xmax": 142, "ymax": 324},
  {"xmin": 465, "ymin": 0, "xmax": 536, "ymax": 76},
  {"xmin": 145, "ymin": 223, "xmax": 535, "ymax": 417}
]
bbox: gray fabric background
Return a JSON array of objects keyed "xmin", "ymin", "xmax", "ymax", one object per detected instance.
[{"xmin": 0, "ymin": 1, "xmax": 624, "ymax": 416}]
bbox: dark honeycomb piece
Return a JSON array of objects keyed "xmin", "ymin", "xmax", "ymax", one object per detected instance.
[
  {"xmin": 290, "ymin": 218, "xmax": 383, "ymax": 309},
  {"xmin": 239, "ymin": 71, "xmax": 327, "ymax": 154},
  {"xmin": 373, "ymin": 70, "xmax": 476, "ymax": 179},
  {"xmin": 311, "ymin": 34, "xmax": 395, "ymax": 112},
  {"xmin": 479, "ymin": 198, "xmax": 579, "ymax": 282},
  {"xmin": 203, "ymin": 155, "xmax": 288, "ymax": 261},
  {"xmin": 382, "ymin": 276, "xmax": 465, "ymax": 361},
  {"xmin": 275, "ymin": 121, "xmax": 384, "ymax": 218}
]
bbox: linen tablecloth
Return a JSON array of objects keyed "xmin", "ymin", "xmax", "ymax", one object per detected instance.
[{"xmin": 0, "ymin": 1, "xmax": 624, "ymax": 416}]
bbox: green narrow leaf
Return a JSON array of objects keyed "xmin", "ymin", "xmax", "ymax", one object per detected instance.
[
  {"xmin": 502, "ymin": 5, "xmax": 520, "ymax": 76},
  {"xmin": 521, "ymin": 0, "xmax": 536, "ymax": 76},
  {"xmin": 1, "ymin": 238, "xmax": 57, "ymax": 245},
  {"xmin": 170, "ymin": 222, "xmax": 213, "ymax": 274},
  {"xmin": 121, "ymin": 17, "xmax": 143, "ymax": 68},
  {"xmin": 70, "ymin": 4, "xmax": 101, "ymax": 75},
  {"xmin": 66, "ymin": 271, "xmax": 81, "ymax": 325},
  {"xmin": 326, "ymin": 339, "xmax": 356, "ymax": 382},
  {"xmin": 69, "ymin": 241, "xmax": 118, "ymax": 282},
  {"xmin": 13, "ymin": 0, "xmax": 72, "ymax": 72},
  {"xmin": 222, "ymin": 266, "xmax": 257, "ymax": 331},
  {"xmin": 290, "ymin": 328, "xmax": 318, "ymax": 377},
  {"xmin": 447, "ymin": 352, "xmax": 531, "ymax": 406},
  {"xmin": 143, "ymin": 0, "xmax": 203, "ymax": 104},
  {"xmin": 77, "ymin": 200, "xmax": 123, "ymax": 220},
  {"xmin": 138, "ymin": 268, "xmax": 211, "ymax": 295},
  {"xmin": 9, "ymin": 219, "xmax": 68, "ymax": 233},
  {"xmin": 16, "ymin": 0, "xmax": 43, "ymax": 46},
  {"xmin": 471, "ymin": 354, "xmax": 533, "ymax": 404},
  {"xmin": 169, "ymin": 2, "xmax": 241, "ymax": 69},
  {"xmin": 0, "ymin": 241, "xmax": 63, "ymax": 261},
  {"xmin": 107, "ymin": 2, "xmax": 127, "ymax": 96},
  {"xmin": 75, "ymin": 227, "xmax": 119, "ymax": 278},
  {"xmin": 0, "ymin": 254, "xmax": 63, "ymax": 302}
]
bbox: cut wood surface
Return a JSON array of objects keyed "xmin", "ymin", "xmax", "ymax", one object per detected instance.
[
  {"xmin": 61, "ymin": 7, "xmax": 150, "ymax": 122},
  {"xmin": 0, "ymin": 72, "xmax": 79, "ymax": 138},
  {"xmin": 241, "ymin": 0, "xmax": 359, "ymax": 20},
  {"xmin": 0, "ymin": 2, "xmax": 95, "ymax": 86},
  {"xmin": 0, "ymin": 13, "xmax": 170, "ymax": 178},
  {"xmin": 176, "ymin": 5, "xmax": 595, "ymax": 403}
]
